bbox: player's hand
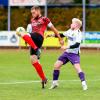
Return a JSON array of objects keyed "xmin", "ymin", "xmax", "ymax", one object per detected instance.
[
  {"xmin": 46, "ymin": 34, "xmax": 55, "ymax": 38},
  {"xmin": 59, "ymin": 39, "xmax": 64, "ymax": 46},
  {"xmin": 45, "ymin": 34, "xmax": 51, "ymax": 38},
  {"xmin": 61, "ymin": 46, "xmax": 67, "ymax": 50}
]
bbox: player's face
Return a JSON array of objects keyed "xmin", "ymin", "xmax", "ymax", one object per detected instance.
[
  {"xmin": 31, "ymin": 9, "xmax": 40, "ymax": 18},
  {"xmin": 70, "ymin": 22, "xmax": 78, "ymax": 29}
]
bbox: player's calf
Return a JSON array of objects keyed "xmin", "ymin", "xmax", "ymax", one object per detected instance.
[
  {"xmin": 78, "ymin": 72, "xmax": 88, "ymax": 90},
  {"xmin": 74, "ymin": 64, "xmax": 88, "ymax": 90},
  {"xmin": 31, "ymin": 55, "xmax": 47, "ymax": 88},
  {"xmin": 49, "ymin": 60, "xmax": 63, "ymax": 89}
]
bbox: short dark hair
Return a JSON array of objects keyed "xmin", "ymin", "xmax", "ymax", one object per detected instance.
[{"xmin": 31, "ymin": 6, "xmax": 41, "ymax": 11}]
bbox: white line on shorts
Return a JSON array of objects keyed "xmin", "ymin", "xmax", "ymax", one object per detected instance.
[{"xmin": 0, "ymin": 79, "xmax": 100, "ymax": 85}]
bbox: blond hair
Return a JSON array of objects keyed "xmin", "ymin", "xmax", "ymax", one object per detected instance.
[{"xmin": 72, "ymin": 18, "xmax": 82, "ymax": 28}]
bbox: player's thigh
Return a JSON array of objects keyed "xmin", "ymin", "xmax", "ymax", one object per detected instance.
[
  {"xmin": 30, "ymin": 33, "xmax": 43, "ymax": 48},
  {"xmin": 73, "ymin": 63, "xmax": 82, "ymax": 73},
  {"xmin": 30, "ymin": 47, "xmax": 41, "ymax": 59},
  {"xmin": 67, "ymin": 53, "xmax": 80, "ymax": 65},
  {"xmin": 58, "ymin": 52, "xmax": 69, "ymax": 65},
  {"xmin": 54, "ymin": 60, "xmax": 63, "ymax": 70}
]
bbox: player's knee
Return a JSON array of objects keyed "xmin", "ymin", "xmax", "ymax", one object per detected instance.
[
  {"xmin": 54, "ymin": 62, "xmax": 60, "ymax": 70},
  {"xmin": 21, "ymin": 33, "xmax": 30, "ymax": 37},
  {"xmin": 74, "ymin": 63, "xmax": 82, "ymax": 73},
  {"xmin": 54, "ymin": 60, "xmax": 63, "ymax": 70},
  {"xmin": 30, "ymin": 55, "xmax": 38, "ymax": 64}
]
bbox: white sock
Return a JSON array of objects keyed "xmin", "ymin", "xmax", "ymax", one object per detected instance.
[
  {"xmin": 82, "ymin": 81, "xmax": 87, "ymax": 86},
  {"xmin": 53, "ymin": 80, "xmax": 58, "ymax": 84}
]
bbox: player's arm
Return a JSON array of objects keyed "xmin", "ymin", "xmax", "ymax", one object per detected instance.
[
  {"xmin": 70, "ymin": 43, "xmax": 80, "ymax": 49},
  {"xmin": 27, "ymin": 24, "xmax": 32, "ymax": 33},
  {"xmin": 46, "ymin": 29, "xmax": 70, "ymax": 38},
  {"xmin": 61, "ymin": 32, "xmax": 82, "ymax": 50},
  {"xmin": 46, "ymin": 33, "xmax": 65, "ymax": 38},
  {"xmin": 69, "ymin": 32, "xmax": 82, "ymax": 49},
  {"xmin": 61, "ymin": 42, "xmax": 80, "ymax": 50},
  {"xmin": 48, "ymin": 23, "xmax": 64, "ymax": 45},
  {"xmin": 44, "ymin": 17, "xmax": 64, "ymax": 45}
]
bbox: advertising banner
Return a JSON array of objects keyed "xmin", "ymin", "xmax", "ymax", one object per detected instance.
[
  {"xmin": 9, "ymin": 0, "xmax": 46, "ymax": 6},
  {"xmin": 0, "ymin": 31, "xmax": 19, "ymax": 46},
  {"xmin": 85, "ymin": 32, "xmax": 100, "ymax": 43},
  {"xmin": 0, "ymin": 31, "xmax": 100, "ymax": 47}
]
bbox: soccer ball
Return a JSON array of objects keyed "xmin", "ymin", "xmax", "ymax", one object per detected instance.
[{"xmin": 16, "ymin": 27, "xmax": 25, "ymax": 36}]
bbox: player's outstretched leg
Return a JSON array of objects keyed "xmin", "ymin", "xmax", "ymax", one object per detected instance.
[
  {"xmin": 49, "ymin": 70, "xmax": 59, "ymax": 89},
  {"xmin": 78, "ymin": 72, "xmax": 88, "ymax": 90},
  {"xmin": 16, "ymin": 31, "xmax": 38, "ymax": 50},
  {"xmin": 49, "ymin": 60, "xmax": 63, "ymax": 89},
  {"xmin": 74, "ymin": 64, "xmax": 88, "ymax": 90},
  {"xmin": 31, "ymin": 54, "xmax": 47, "ymax": 89},
  {"xmin": 22, "ymin": 34, "xmax": 38, "ymax": 50}
]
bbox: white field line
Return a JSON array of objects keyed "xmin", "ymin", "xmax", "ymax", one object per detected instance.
[{"xmin": 0, "ymin": 79, "xmax": 100, "ymax": 85}]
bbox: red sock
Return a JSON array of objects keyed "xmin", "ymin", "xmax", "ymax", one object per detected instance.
[
  {"xmin": 32, "ymin": 61, "xmax": 46, "ymax": 80},
  {"xmin": 22, "ymin": 34, "xmax": 37, "ymax": 50}
]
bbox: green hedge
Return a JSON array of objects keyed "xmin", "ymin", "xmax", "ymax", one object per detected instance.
[
  {"xmin": 0, "ymin": 7, "xmax": 100, "ymax": 31},
  {"xmin": 10, "ymin": 7, "xmax": 31, "ymax": 30},
  {"xmin": 48, "ymin": 7, "xmax": 83, "ymax": 30},
  {"xmin": 0, "ymin": 8, "xmax": 8, "ymax": 30},
  {"xmin": 86, "ymin": 8, "xmax": 100, "ymax": 31}
]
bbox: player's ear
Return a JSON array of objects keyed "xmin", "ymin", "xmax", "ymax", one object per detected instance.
[{"xmin": 37, "ymin": 9, "xmax": 40, "ymax": 13}]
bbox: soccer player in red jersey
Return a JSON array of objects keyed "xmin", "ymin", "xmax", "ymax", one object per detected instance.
[{"xmin": 16, "ymin": 6, "xmax": 64, "ymax": 88}]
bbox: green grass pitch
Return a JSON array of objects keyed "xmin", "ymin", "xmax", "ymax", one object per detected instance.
[{"xmin": 0, "ymin": 49, "xmax": 100, "ymax": 100}]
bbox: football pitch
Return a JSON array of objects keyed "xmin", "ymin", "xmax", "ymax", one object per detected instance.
[{"xmin": 0, "ymin": 49, "xmax": 100, "ymax": 100}]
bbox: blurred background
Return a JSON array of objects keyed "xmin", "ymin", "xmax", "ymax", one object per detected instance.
[
  {"xmin": 0, "ymin": 0, "xmax": 100, "ymax": 48},
  {"xmin": 0, "ymin": 1, "xmax": 100, "ymax": 100}
]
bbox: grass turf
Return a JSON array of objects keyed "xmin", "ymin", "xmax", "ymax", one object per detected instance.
[{"xmin": 0, "ymin": 49, "xmax": 100, "ymax": 100}]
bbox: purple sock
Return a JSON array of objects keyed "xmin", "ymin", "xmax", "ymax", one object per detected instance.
[
  {"xmin": 78, "ymin": 72, "xmax": 85, "ymax": 82},
  {"xmin": 53, "ymin": 70, "xmax": 60, "ymax": 80}
]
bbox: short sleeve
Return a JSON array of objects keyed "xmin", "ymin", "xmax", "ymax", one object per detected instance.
[
  {"xmin": 27, "ymin": 24, "xmax": 32, "ymax": 33},
  {"xmin": 43, "ymin": 17, "xmax": 51, "ymax": 26},
  {"xmin": 63, "ymin": 29, "xmax": 70, "ymax": 37}
]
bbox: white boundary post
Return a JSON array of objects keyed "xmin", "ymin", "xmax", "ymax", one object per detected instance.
[
  {"xmin": 82, "ymin": 0, "xmax": 86, "ymax": 44},
  {"xmin": 44, "ymin": 0, "xmax": 47, "ymax": 50},
  {"xmin": 44, "ymin": 0, "xmax": 47, "ymax": 17},
  {"xmin": 8, "ymin": 0, "xmax": 10, "ymax": 31}
]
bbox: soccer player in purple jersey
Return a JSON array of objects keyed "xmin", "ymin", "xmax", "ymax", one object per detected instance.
[{"xmin": 47, "ymin": 18, "xmax": 88, "ymax": 90}]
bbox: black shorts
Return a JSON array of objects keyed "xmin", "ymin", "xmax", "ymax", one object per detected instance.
[{"xmin": 29, "ymin": 32, "xmax": 43, "ymax": 56}]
